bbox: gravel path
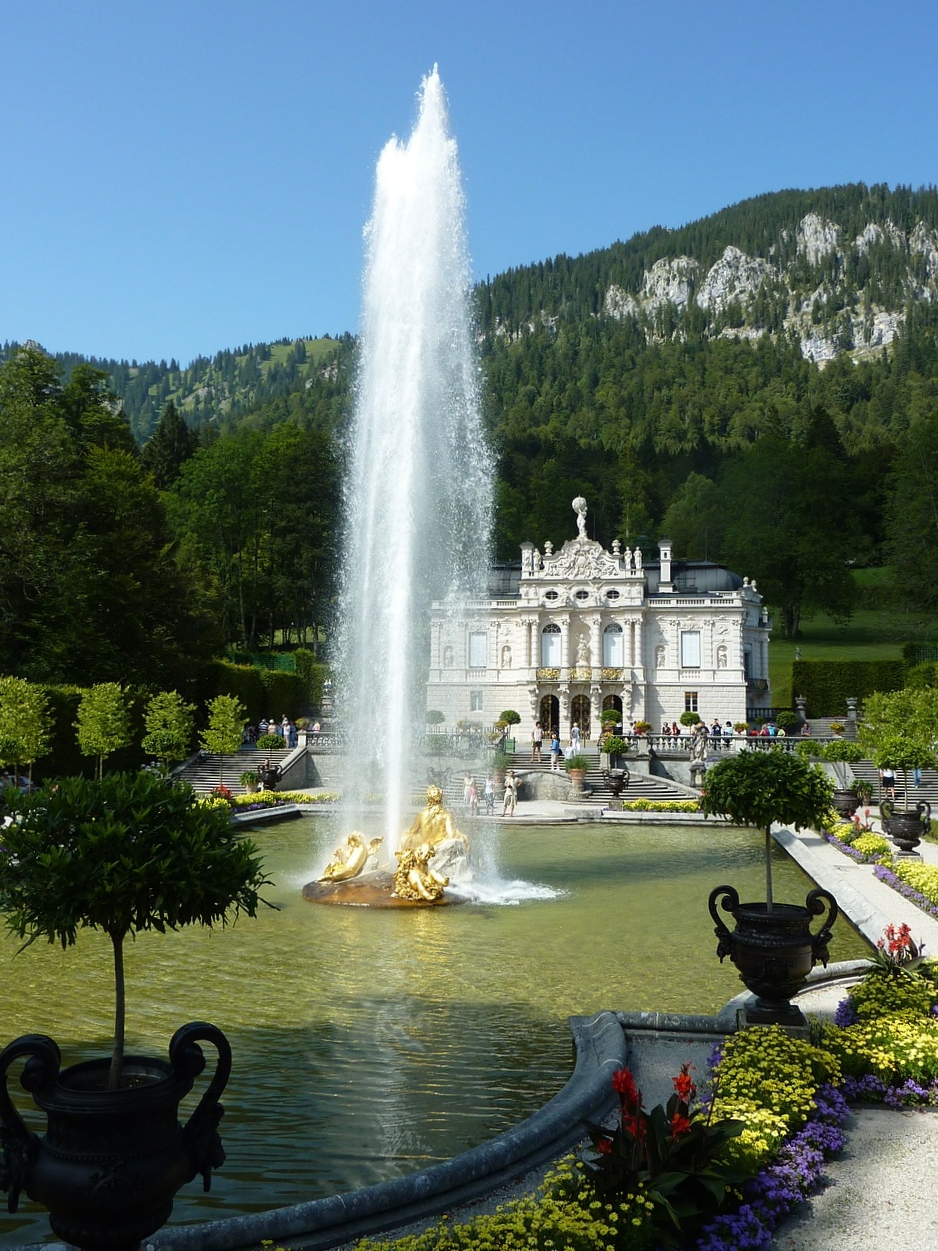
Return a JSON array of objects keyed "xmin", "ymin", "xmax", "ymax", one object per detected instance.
[{"xmin": 770, "ymin": 1106, "xmax": 938, "ymax": 1250}]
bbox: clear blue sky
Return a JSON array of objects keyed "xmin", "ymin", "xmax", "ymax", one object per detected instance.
[{"xmin": 2, "ymin": 0, "xmax": 936, "ymax": 366}]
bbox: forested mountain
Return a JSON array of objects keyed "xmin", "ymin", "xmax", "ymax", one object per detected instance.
[
  {"xmin": 0, "ymin": 334, "xmax": 354, "ymax": 443},
  {"xmin": 5, "ymin": 182, "xmax": 938, "ymax": 650}
]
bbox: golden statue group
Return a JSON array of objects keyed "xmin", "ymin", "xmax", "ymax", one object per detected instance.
[{"xmin": 315, "ymin": 785, "xmax": 470, "ymax": 905}]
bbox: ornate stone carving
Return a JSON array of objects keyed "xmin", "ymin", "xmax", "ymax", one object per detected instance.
[
  {"xmin": 537, "ymin": 667, "xmax": 560, "ymax": 681},
  {"xmin": 543, "ymin": 537, "xmax": 621, "ymax": 580},
  {"xmin": 569, "ymin": 667, "xmax": 591, "ymax": 681}
]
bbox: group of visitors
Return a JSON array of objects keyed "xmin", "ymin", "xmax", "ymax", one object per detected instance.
[
  {"xmin": 463, "ymin": 773, "xmax": 497, "ymax": 816},
  {"xmin": 244, "ymin": 717, "xmax": 300, "ymax": 749}
]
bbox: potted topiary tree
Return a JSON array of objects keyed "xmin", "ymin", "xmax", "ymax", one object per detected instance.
[
  {"xmin": 702, "ymin": 749, "xmax": 838, "ymax": 1024},
  {"xmin": 0, "ymin": 771, "xmax": 270, "ymax": 1250},
  {"xmin": 858, "ymin": 688, "xmax": 938, "ymax": 853},
  {"xmin": 498, "ymin": 710, "xmax": 520, "ymax": 753}
]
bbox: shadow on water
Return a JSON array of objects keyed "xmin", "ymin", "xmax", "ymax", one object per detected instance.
[{"xmin": 0, "ymin": 817, "xmax": 868, "ymax": 1244}]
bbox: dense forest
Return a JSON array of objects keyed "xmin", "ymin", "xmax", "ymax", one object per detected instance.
[{"xmin": 4, "ymin": 181, "xmax": 938, "ymax": 678}]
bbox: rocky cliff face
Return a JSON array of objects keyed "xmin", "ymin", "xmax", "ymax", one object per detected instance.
[{"xmin": 602, "ymin": 213, "xmax": 938, "ymax": 366}]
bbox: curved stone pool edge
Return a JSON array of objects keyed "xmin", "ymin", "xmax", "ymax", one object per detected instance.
[
  {"xmin": 146, "ymin": 1011, "xmax": 625, "ymax": 1251},
  {"xmin": 143, "ymin": 962, "xmax": 869, "ymax": 1251}
]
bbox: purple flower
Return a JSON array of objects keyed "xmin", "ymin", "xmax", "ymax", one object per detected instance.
[
  {"xmin": 834, "ymin": 997, "xmax": 859, "ymax": 1028},
  {"xmin": 693, "ymin": 1084, "xmax": 849, "ymax": 1251}
]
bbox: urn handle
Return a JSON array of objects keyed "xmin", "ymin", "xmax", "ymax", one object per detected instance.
[
  {"xmin": 708, "ymin": 884, "xmax": 740, "ymax": 962},
  {"xmin": 169, "ymin": 1022, "xmax": 232, "ymax": 1192},
  {"xmin": 0, "ymin": 1033, "xmax": 60, "ymax": 1213},
  {"xmin": 804, "ymin": 887, "xmax": 839, "ymax": 967}
]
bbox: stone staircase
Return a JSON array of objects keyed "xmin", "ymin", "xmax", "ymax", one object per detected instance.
[
  {"xmin": 506, "ymin": 750, "xmax": 692, "ymax": 803},
  {"xmin": 849, "ymin": 760, "xmax": 938, "ymax": 810},
  {"xmin": 172, "ymin": 745, "xmax": 296, "ymax": 795}
]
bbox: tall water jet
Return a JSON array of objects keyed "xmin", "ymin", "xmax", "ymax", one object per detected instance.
[{"xmin": 336, "ymin": 68, "xmax": 492, "ymax": 851}]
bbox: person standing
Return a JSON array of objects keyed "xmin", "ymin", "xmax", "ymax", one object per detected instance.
[
  {"xmin": 880, "ymin": 766, "xmax": 897, "ymax": 802},
  {"xmin": 550, "ymin": 731, "xmax": 562, "ymax": 772},
  {"xmin": 531, "ymin": 720, "xmax": 544, "ymax": 761},
  {"xmin": 468, "ymin": 777, "xmax": 479, "ymax": 816},
  {"xmin": 484, "ymin": 774, "xmax": 495, "ymax": 814},
  {"xmin": 570, "ymin": 722, "xmax": 581, "ymax": 753},
  {"xmin": 501, "ymin": 769, "xmax": 517, "ymax": 817}
]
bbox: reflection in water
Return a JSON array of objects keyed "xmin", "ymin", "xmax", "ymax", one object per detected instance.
[{"xmin": 0, "ymin": 819, "xmax": 868, "ymax": 1243}]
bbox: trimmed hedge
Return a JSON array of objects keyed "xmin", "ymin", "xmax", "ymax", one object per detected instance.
[{"xmin": 792, "ymin": 659, "xmax": 907, "ymax": 716}]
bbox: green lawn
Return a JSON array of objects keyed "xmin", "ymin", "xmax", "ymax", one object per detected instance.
[{"xmin": 768, "ymin": 607, "xmax": 938, "ymax": 708}]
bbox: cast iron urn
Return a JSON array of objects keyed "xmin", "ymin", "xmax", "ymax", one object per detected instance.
[
  {"xmin": 708, "ymin": 885, "xmax": 839, "ymax": 1023},
  {"xmin": 831, "ymin": 788, "xmax": 858, "ymax": 818},
  {"xmin": 881, "ymin": 799, "xmax": 931, "ymax": 854},
  {"xmin": 0, "ymin": 1022, "xmax": 230, "ymax": 1251}
]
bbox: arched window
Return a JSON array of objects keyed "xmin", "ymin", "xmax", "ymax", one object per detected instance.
[
  {"xmin": 602, "ymin": 623, "xmax": 624, "ymax": 667},
  {"xmin": 541, "ymin": 623, "xmax": 561, "ymax": 666}
]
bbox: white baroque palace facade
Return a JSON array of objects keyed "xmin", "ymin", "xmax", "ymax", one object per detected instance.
[{"xmin": 427, "ymin": 499, "xmax": 772, "ymax": 740}]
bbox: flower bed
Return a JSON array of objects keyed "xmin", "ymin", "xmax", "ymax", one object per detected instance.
[
  {"xmin": 231, "ymin": 789, "xmax": 340, "ymax": 810},
  {"xmin": 616, "ymin": 799, "xmax": 702, "ymax": 812},
  {"xmin": 350, "ymin": 939, "xmax": 938, "ymax": 1251}
]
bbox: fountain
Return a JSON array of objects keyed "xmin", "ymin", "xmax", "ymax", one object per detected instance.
[
  {"xmin": 303, "ymin": 784, "xmax": 471, "ymax": 906},
  {"xmin": 333, "ymin": 66, "xmax": 492, "ymax": 862}
]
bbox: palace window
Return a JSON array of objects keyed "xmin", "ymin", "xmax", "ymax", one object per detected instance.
[
  {"xmin": 541, "ymin": 623, "xmax": 562, "ymax": 666},
  {"xmin": 602, "ymin": 623, "xmax": 624, "ymax": 667},
  {"xmin": 684, "ymin": 691, "xmax": 699, "ymax": 713},
  {"xmin": 468, "ymin": 631, "xmax": 487, "ymax": 669},
  {"xmin": 680, "ymin": 630, "xmax": 701, "ymax": 669},
  {"xmin": 470, "ymin": 691, "xmax": 484, "ymax": 712}
]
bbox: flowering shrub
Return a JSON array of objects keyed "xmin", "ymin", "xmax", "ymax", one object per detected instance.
[
  {"xmin": 850, "ymin": 832, "xmax": 893, "ymax": 859},
  {"xmin": 890, "ymin": 859, "xmax": 938, "ymax": 908},
  {"xmin": 706, "ymin": 1027, "xmax": 840, "ymax": 1171},
  {"xmin": 827, "ymin": 819, "xmax": 857, "ymax": 844},
  {"xmin": 872, "ymin": 864, "xmax": 938, "ymax": 920},
  {"xmin": 618, "ymin": 799, "xmax": 702, "ymax": 812},
  {"xmin": 230, "ymin": 790, "xmax": 340, "ymax": 809},
  {"xmin": 353, "ymin": 1162, "xmax": 658, "ymax": 1250},
  {"xmin": 695, "ymin": 1085, "xmax": 848, "ymax": 1251},
  {"xmin": 583, "ymin": 1065, "xmax": 746, "ymax": 1248}
]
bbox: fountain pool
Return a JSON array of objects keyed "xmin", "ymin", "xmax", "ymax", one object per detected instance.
[{"xmin": 0, "ymin": 816, "xmax": 868, "ymax": 1245}]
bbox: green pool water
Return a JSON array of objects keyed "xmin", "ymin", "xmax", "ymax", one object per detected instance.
[{"xmin": 0, "ymin": 818, "xmax": 868, "ymax": 1244}]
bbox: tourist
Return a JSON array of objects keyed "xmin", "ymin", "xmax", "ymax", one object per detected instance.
[
  {"xmin": 710, "ymin": 719, "xmax": 723, "ymax": 748},
  {"xmin": 259, "ymin": 718, "xmax": 269, "ymax": 736},
  {"xmin": 468, "ymin": 777, "xmax": 479, "ymax": 816},
  {"xmin": 484, "ymin": 774, "xmax": 495, "ymax": 814},
  {"xmin": 463, "ymin": 773, "xmax": 472, "ymax": 809},
  {"xmin": 671, "ymin": 721, "xmax": 680, "ymax": 741},
  {"xmin": 801, "ymin": 720, "xmax": 812, "ymax": 737},
  {"xmin": 531, "ymin": 720, "xmax": 543, "ymax": 762},
  {"xmin": 570, "ymin": 721, "xmax": 581, "ymax": 753},
  {"xmin": 312, "ymin": 721, "xmax": 321, "ymax": 735},
  {"xmin": 501, "ymin": 769, "xmax": 517, "ymax": 817},
  {"xmin": 880, "ymin": 766, "xmax": 897, "ymax": 801},
  {"xmin": 661, "ymin": 721, "xmax": 671, "ymax": 747},
  {"xmin": 550, "ymin": 731, "xmax": 562, "ymax": 771}
]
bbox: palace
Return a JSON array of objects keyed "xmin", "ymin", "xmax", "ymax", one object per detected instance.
[{"xmin": 427, "ymin": 498, "xmax": 772, "ymax": 740}]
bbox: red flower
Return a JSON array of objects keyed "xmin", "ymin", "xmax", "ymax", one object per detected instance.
[
  {"xmin": 672, "ymin": 1063, "xmax": 697, "ymax": 1103},
  {"xmin": 595, "ymin": 1137, "xmax": 612, "ymax": 1154},
  {"xmin": 612, "ymin": 1067, "xmax": 640, "ymax": 1107},
  {"xmin": 670, "ymin": 1113, "xmax": 692, "ymax": 1139}
]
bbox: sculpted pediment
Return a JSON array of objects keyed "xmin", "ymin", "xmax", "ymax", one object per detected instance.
[{"xmin": 542, "ymin": 537, "xmax": 621, "ymax": 580}]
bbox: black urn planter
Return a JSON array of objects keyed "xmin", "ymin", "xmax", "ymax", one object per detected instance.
[
  {"xmin": 709, "ymin": 885, "xmax": 839, "ymax": 1024},
  {"xmin": 881, "ymin": 799, "xmax": 931, "ymax": 854},
  {"xmin": 0, "ymin": 1022, "xmax": 230, "ymax": 1251},
  {"xmin": 602, "ymin": 768, "xmax": 629, "ymax": 797},
  {"xmin": 831, "ymin": 787, "xmax": 858, "ymax": 818}
]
